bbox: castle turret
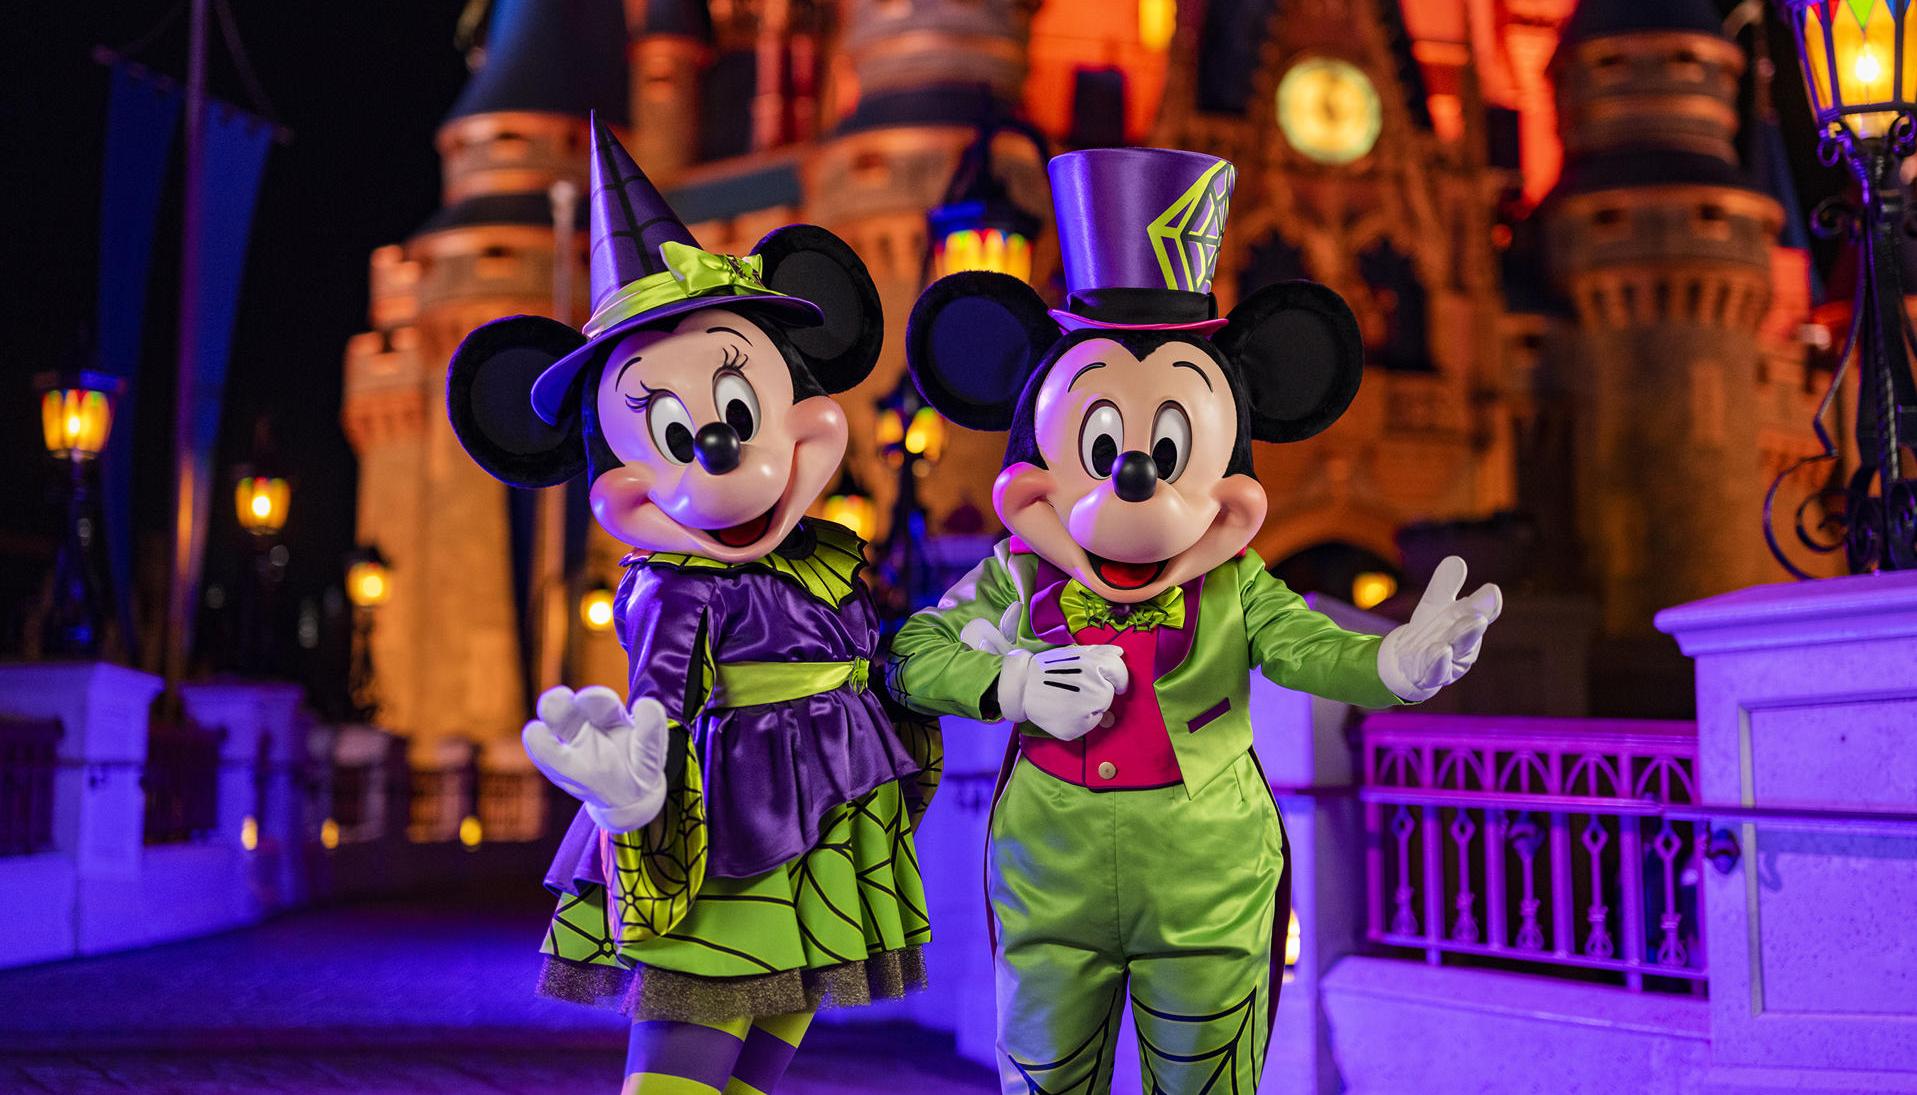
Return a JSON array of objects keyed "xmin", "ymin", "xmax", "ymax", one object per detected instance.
[
  {"xmin": 341, "ymin": 0, "xmax": 627, "ymax": 793},
  {"xmin": 1544, "ymin": 0, "xmax": 1783, "ymax": 642},
  {"xmin": 626, "ymin": 0, "xmax": 711, "ymax": 181}
]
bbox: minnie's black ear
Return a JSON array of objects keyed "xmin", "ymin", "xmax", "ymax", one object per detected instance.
[
  {"xmin": 905, "ymin": 271, "xmax": 1054, "ymax": 432},
  {"xmin": 751, "ymin": 225, "xmax": 883, "ymax": 394},
  {"xmin": 1216, "ymin": 280, "xmax": 1364, "ymax": 443},
  {"xmin": 446, "ymin": 315, "xmax": 590, "ymax": 488}
]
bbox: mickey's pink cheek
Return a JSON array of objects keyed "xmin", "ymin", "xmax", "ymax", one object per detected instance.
[
  {"xmin": 1206, "ymin": 475, "xmax": 1269, "ymax": 555},
  {"xmin": 992, "ymin": 463, "xmax": 1057, "ymax": 528}
]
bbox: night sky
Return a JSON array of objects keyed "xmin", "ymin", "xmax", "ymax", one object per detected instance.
[
  {"xmin": 0, "ymin": 1, "xmax": 1850, "ymax": 680},
  {"xmin": 1, "ymin": 1, "xmax": 470, "ymax": 677}
]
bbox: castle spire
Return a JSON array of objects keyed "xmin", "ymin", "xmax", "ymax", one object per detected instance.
[{"xmin": 447, "ymin": 0, "xmax": 630, "ymax": 125}]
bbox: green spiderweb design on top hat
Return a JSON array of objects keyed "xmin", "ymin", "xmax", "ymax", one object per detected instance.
[{"xmin": 1148, "ymin": 160, "xmax": 1235, "ymax": 294}]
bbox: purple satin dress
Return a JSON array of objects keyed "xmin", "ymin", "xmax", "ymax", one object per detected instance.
[{"xmin": 547, "ymin": 525, "xmax": 919, "ymax": 884}]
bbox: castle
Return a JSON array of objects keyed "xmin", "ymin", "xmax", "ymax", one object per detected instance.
[{"xmin": 341, "ymin": 0, "xmax": 1833, "ymax": 759}]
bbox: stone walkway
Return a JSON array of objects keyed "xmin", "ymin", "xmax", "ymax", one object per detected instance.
[{"xmin": 0, "ymin": 890, "xmax": 994, "ymax": 1093}]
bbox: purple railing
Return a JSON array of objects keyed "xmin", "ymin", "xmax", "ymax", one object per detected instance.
[{"xmin": 1360, "ymin": 713, "xmax": 1706, "ymax": 991}]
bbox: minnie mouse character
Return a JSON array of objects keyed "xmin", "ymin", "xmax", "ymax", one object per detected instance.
[
  {"xmin": 447, "ymin": 119, "xmax": 936, "ymax": 1094},
  {"xmin": 887, "ymin": 148, "xmax": 1500, "ymax": 1093}
]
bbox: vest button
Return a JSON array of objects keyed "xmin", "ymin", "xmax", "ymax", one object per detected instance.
[{"xmin": 1097, "ymin": 761, "xmax": 1117, "ymax": 780}]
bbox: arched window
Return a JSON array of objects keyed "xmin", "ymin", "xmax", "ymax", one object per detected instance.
[
  {"xmin": 1270, "ymin": 541, "xmax": 1402, "ymax": 610},
  {"xmin": 1237, "ymin": 233, "xmax": 1311, "ymax": 301},
  {"xmin": 1357, "ymin": 240, "xmax": 1433, "ymax": 372}
]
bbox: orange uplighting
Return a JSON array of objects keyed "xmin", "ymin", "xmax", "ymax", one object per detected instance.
[
  {"xmin": 234, "ymin": 476, "xmax": 291, "ymax": 536},
  {"xmin": 1138, "ymin": 0, "xmax": 1177, "ymax": 52},
  {"xmin": 39, "ymin": 388, "xmax": 113, "ymax": 461}
]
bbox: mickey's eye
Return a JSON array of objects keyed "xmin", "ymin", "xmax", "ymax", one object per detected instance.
[
  {"xmin": 646, "ymin": 394, "xmax": 696, "ymax": 464},
  {"xmin": 713, "ymin": 371, "xmax": 759, "ymax": 442},
  {"xmin": 1078, "ymin": 401, "xmax": 1123, "ymax": 479},
  {"xmin": 1151, "ymin": 402, "xmax": 1191, "ymax": 482}
]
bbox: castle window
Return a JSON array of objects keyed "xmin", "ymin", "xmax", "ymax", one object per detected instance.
[
  {"xmin": 1358, "ymin": 240, "xmax": 1434, "ymax": 373},
  {"xmin": 1238, "ymin": 233, "xmax": 1311, "ymax": 301},
  {"xmin": 1592, "ymin": 206, "xmax": 1629, "ymax": 242},
  {"xmin": 1696, "ymin": 203, "xmax": 1731, "ymax": 239}
]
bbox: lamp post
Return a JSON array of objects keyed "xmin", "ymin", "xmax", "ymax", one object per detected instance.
[
  {"xmin": 874, "ymin": 377, "xmax": 948, "ymax": 616},
  {"xmin": 925, "ymin": 103, "xmax": 1043, "ymax": 285},
  {"xmin": 1770, "ymin": 0, "xmax": 1917, "ymax": 573},
  {"xmin": 233, "ymin": 469, "xmax": 291, "ymax": 675},
  {"xmin": 35, "ymin": 369, "xmax": 124, "ymax": 658},
  {"xmin": 344, "ymin": 546, "xmax": 390, "ymax": 720}
]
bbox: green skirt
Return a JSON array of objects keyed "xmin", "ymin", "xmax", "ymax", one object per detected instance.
[{"xmin": 538, "ymin": 778, "xmax": 931, "ymax": 1022}]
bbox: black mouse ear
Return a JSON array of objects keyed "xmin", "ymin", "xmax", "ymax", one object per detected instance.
[
  {"xmin": 905, "ymin": 271, "xmax": 1054, "ymax": 432},
  {"xmin": 1216, "ymin": 280, "xmax": 1364, "ymax": 443},
  {"xmin": 446, "ymin": 315, "xmax": 590, "ymax": 487},
  {"xmin": 750, "ymin": 224, "xmax": 883, "ymax": 394}
]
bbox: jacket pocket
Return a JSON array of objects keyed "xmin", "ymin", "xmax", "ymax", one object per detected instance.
[{"xmin": 1187, "ymin": 696, "xmax": 1232, "ymax": 733}]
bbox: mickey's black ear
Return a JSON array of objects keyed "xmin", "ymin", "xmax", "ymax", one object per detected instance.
[
  {"xmin": 1216, "ymin": 280, "xmax": 1364, "ymax": 443},
  {"xmin": 446, "ymin": 315, "xmax": 590, "ymax": 488},
  {"xmin": 905, "ymin": 271, "xmax": 1054, "ymax": 432},
  {"xmin": 751, "ymin": 225, "xmax": 883, "ymax": 394}
]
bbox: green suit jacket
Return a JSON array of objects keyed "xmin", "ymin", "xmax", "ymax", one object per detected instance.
[{"xmin": 886, "ymin": 541, "xmax": 1404, "ymax": 796}]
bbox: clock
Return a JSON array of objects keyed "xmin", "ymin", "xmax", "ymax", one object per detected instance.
[{"xmin": 1276, "ymin": 56, "xmax": 1383, "ymax": 166}]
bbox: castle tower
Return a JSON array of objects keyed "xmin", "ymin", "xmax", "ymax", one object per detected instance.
[
  {"xmin": 805, "ymin": 0, "xmax": 1050, "ymax": 539},
  {"xmin": 1544, "ymin": 0, "xmax": 1783, "ymax": 638},
  {"xmin": 626, "ymin": 0, "xmax": 711, "ymax": 182},
  {"xmin": 340, "ymin": 0, "xmax": 627, "ymax": 780}
]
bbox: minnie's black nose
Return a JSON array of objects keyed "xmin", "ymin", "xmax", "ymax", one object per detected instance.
[
  {"xmin": 694, "ymin": 423, "xmax": 742, "ymax": 474},
  {"xmin": 1112, "ymin": 451, "xmax": 1158, "ymax": 502}
]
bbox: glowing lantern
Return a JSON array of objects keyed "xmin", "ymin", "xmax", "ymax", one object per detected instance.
[
  {"xmin": 1351, "ymin": 571, "xmax": 1398, "ymax": 611},
  {"xmin": 37, "ymin": 373, "xmax": 119, "ymax": 462},
  {"xmin": 320, "ymin": 818, "xmax": 341, "ymax": 850},
  {"xmin": 580, "ymin": 585, "xmax": 616, "ymax": 632},
  {"xmin": 904, "ymin": 406, "xmax": 946, "ymax": 462},
  {"xmin": 234, "ymin": 476, "xmax": 291, "ymax": 536},
  {"xmin": 1780, "ymin": 0, "xmax": 1917, "ymax": 140},
  {"xmin": 346, "ymin": 554, "xmax": 392, "ymax": 608},
  {"xmin": 1139, "ymin": 0, "xmax": 1177, "ymax": 51},
  {"xmin": 822, "ymin": 472, "xmax": 877, "ymax": 541},
  {"xmin": 927, "ymin": 111, "xmax": 1043, "ymax": 285},
  {"xmin": 1285, "ymin": 909, "xmax": 1302, "ymax": 967},
  {"xmin": 459, "ymin": 814, "xmax": 484, "ymax": 849},
  {"xmin": 240, "ymin": 815, "xmax": 259, "ymax": 852}
]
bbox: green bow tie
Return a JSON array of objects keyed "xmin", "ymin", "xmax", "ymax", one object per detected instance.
[
  {"xmin": 1059, "ymin": 581, "xmax": 1185, "ymax": 633},
  {"xmin": 583, "ymin": 241, "xmax": 788, "ymax": 338}
]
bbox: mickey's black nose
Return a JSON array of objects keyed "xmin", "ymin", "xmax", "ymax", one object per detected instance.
[
  {"xmin": 694, "ymin": 423, "xmax": 742, "ymax": 474},
  {"xmin": 1112, "ymin": 451, "xmax": 1158, "ymax": 502}
]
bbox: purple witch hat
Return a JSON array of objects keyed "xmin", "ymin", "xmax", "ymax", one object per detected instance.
[
  {"xmin": 529, "ymin": 115, "xmax": 822, "ymax": 423},
  {"xmin": 1046, "ymin": 147, "xmax": 1236, "ymax": 336}
]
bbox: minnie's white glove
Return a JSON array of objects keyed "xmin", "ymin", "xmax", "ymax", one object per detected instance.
[
  {"xmin": 521, "ymin": 685, "xmax": 669, "ymax": 833},
  {"xmin": 1377, "ymin": 555, "xmax": 1503, "ymax": 703}
]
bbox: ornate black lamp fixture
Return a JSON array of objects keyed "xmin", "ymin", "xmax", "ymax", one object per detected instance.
[
  {"xmin": 1769, "ymin": 0, "xmax": 1917, "ymax": 574},
  {"xmin": 923, "ymin": 92, "xmax": 1046, "ymax": 285},
  {"xmin": 872, "ymin": 377, "xmax": 947, "ymax": 617},
  {"xmin": 343, "ymin": 545, "xmax": 391, "ymax": 720},
  {"xmin": 35, "ymin": 368, "xmax": 124, "ymax": 658}
]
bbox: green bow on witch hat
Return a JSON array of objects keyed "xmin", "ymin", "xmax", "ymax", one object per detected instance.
[{"xmin": 530, "ymin": 115, "xmax": 823, "ymax": 424}]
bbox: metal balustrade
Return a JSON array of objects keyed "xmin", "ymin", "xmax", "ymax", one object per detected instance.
[{"xmin": 1359, "ymin": 713, "xmax": 1706, "ymax": 991}]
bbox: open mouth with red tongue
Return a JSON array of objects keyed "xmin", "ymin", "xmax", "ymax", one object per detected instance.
[
  {"xmin": 1087, "ymin": 552, "xmax": 1167, "ymax": 591},
  {"xmin": 707, "ymin": 507, "xmax": 775, "ymax": 548}
]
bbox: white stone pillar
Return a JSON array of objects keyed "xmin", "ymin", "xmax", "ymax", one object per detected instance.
[{"xmin": 1656, "ymin": 572, "xmax": 1917, "ymax": 1092}]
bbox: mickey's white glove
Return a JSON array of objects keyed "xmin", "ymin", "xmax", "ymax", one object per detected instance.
[
  {"xmin": 1377, "ymin": 555, "xmax": 1503, "ymax": 703},
  {"xmin": 958, "ymin": 605, "xmax": 1128, "ymax": 741},
  {"xmin": 521, "ymin": 685, "xmax": 669, "ymax": 833}
]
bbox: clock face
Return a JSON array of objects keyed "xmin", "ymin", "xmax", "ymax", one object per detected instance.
[{"xmin": 1276, "ymin": 57, "xmax": 1383, "ymax": 166}]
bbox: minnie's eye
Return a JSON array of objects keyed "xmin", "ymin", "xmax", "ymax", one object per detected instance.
[
  {"xmin": 646, "ymin": 394, "xmax": 696, "ymax": 464},
  {"xmin": 713, "ymin": 371, "xmax": 759, "ymax": 442},
  {"xmin": 1151, "ymin": 402, "xmax": 1191, "ymax": 482},
  {"xmin": 1078, "ymin": 401, "xmax": 1123, "ymax": 479}
]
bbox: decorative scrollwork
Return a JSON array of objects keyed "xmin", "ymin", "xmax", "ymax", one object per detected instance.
[{"xmin": 1809, "ymin": 194, "xmax": 1861, "ymax": 241}]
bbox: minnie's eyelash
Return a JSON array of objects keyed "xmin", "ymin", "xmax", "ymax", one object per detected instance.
[
  {"xmin": 624, "ymin": 381, "xmax": 663, "ymax": 413},
  {"xmin": 720, "ymin": 345, "xmax": 748, "ymax": 369}
]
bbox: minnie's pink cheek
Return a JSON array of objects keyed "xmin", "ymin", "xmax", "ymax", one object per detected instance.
[{"xmin": 588, "ymin": 466, "xmax": 659, "ymax": 542}]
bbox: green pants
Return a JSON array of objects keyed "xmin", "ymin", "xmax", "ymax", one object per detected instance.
[{"xmin": 987, "ymin": 751, "xmax": 1285, "ymax": 1095}]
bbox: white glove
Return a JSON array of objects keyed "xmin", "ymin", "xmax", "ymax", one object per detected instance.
[
  {"xmin": 1377, "ymin": 555, "xmax": 1503, "ymax": 703},
  {"xmin": 997, "ymin": 645, "xmax": 1129, "ymax": 742},
  {"xmin": 521, "ymin": 685, "xmax": 670, "ymax": 833}
]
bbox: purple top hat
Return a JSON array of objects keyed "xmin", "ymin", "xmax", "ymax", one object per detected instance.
[
  {"xmin": 529, "ymin": 116, "xmax": 823, "ymax": 424},
  {"xmin": 1047, "ymin": 148, "xmax": 1237, "ymax": 335}
]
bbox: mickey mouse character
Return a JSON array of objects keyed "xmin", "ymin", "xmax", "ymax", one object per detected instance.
[
  {"xmin": 447, "ymin": 119, "xmax": 937, "ymax": 1095},
  {"xmin": 887, "ymin": 148, "xmax": 1500, "ymax": 1094}
]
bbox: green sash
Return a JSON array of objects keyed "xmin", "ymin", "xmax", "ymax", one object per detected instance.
[{"xmin": 707, "ymin": 656, "xmax": 871, "ymax": 709}]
